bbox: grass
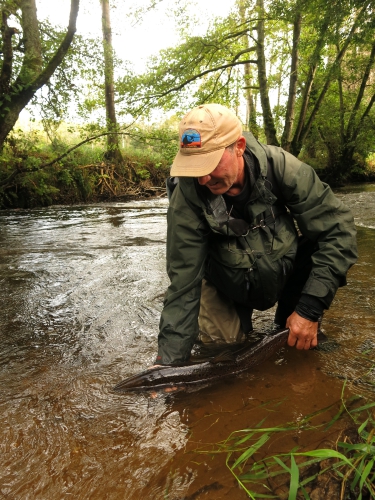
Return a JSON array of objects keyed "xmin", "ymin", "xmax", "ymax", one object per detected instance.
[
  {"xmin": 0, "ymin": 125, "xmax": 175, "ymax": 208},
  {"xmin": 195, "ymin": 382, "xmax": 375, "ymax": 499}
]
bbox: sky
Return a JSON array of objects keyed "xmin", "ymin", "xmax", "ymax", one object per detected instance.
[
  {"xmin": 17, "ymin": 0, "xmax": 237, "ymax": 126},
  {"xmin": 35, "ymin": 0, "xmax": 236, "ymax": 74}
]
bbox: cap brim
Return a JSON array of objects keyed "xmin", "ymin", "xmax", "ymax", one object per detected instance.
[{"xmin": 170, "ymin": 148, "xmax": 225, "ymax": 177}]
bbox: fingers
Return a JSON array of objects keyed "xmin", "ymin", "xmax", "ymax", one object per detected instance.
[
  {"xmin": 286, "ymin": 312, "xmax": 319, "ymax": 350},
  {"xmin": 287, "ymin": 331, "xmax": 318, "ymax": 350},
  {"xmin": 310, "ymin": 335, "xmax": 318, "ymax": 349}
]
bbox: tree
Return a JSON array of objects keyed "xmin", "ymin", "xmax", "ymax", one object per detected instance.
[
  {"xmin": 100, "ymin": 0, "xmax": 122, "ymax": 163},
  {"xmin": 238, "ymin": 0, "xmax": 258, "ymax": 135},
  {"xmin": 318, "ymin": 35, "xmax": 375, "ymax": 182},
  {"xmin": 255, "ymin": 0, "xmax": 279, "ymax": 145},
  {"xmin": 117, "ymin": 7, "xmax": 258, "ymax": 119},
  {"xmin": 290, "ymin": 1, "xmax": 373, "ymax": 157},
  {"xmin": 118, "ymin": 0, "xmax": 374, "ymax": 179},
  {"xmin": 0, "ymin": 0, "xmax": 80, "ymax": 150}
]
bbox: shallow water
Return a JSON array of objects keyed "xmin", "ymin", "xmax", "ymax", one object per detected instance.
[{"xmin": 0, "ymin": 187, "xmax": 374, "ymax": 499}]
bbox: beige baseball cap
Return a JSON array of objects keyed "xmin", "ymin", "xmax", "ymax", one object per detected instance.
[{"xmin": 170, "ymin": 103, "xmax": 242, "ymax": 177}]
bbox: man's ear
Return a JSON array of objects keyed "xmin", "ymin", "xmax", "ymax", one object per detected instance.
[{"xmin": 235, "ymin": 136, "xmax": 246, "ymax": 156}]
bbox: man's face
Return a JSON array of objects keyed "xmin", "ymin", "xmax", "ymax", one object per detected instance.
[{"xmin": 196, "ymin": 146, "xmax": 244, "ymax": 196}]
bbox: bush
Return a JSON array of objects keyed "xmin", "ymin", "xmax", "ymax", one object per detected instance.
[{"xmin": 0, "ymin": 125, "xmax": 176, "ymax": 209}]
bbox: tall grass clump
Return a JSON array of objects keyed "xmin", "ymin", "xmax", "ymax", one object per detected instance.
[
  {"xmin": 196, "ymin": 383, "xmax": 375, "ymax": 499},
  {"xmin": 0, "ymin": 124, "xmax": 177, "ymax": 209}
]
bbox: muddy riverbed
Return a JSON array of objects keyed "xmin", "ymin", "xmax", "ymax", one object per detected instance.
[{"xmin": 0, "ymin": 185, "xmax": 375, "ymax": 499}]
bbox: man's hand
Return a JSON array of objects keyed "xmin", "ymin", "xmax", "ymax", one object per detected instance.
[{"xmin": 286, "ymin": 311, "xmax": 318, "ymax": 350}]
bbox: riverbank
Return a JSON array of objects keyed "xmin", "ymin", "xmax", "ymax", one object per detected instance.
[
  {"xmin": 0, "ymin": 127, "xmax": 176, "ymax": 210},
  {"xmin": 2, "ymin": 128, "xmax": 375, "ymax": 210},
  {"xmin": 0, "ymin": 155, "xmax": 170, "ymax": 209}
]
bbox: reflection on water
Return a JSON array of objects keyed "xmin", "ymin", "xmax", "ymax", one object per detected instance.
[{"xmin": 0, "ymin": 188, "xmax": 374, "ymax": 499}]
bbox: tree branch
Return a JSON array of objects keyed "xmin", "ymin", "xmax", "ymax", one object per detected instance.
[
  {"xmin": 352, "ymin": 93, "xmax": 375, "ymax": 141},
  {"xmin": 146, "ymin": 59, "xmax": 258, "ymax": 102},
  {"xmin": 281, "ymin": 11, "xmax": 301, "ymax": 150},
  {"xmin": 298, "ymin": 1, "xmax": 371, "ymax": 147},
  {"xmin": 40, "ymin": 131, "xmax": 128, "ymax": 168},
  {"xmin": 292, "ymin": 7, "xmax": 335, "ymax": 151},
  {"xmin": 232, "ymin": 46, "xmax": 257, "ymax": 62},
  {"xmin": 31, "ymin": 0, "xmax": 79, "ymax": 90},
  {"xmin": 345, "ymin": 38, "xmax": 375, "ymax": 142}
]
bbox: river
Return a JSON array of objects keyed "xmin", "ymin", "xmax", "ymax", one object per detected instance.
[{"xmin": 0, "ymin": 185, "xmax": 374, "ymax": 499}]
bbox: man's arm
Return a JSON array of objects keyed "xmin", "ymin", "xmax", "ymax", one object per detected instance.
[
  {"xmin": 274, "ymin": 149, "xmax": 357, "ymax": 298},
  {"xmin": 156, "ymin": 182, "xmax": 208, "ymax": 365},
  {"xmin": 268, "ymin": 147, "xmax": 358, "ymax": 344}
]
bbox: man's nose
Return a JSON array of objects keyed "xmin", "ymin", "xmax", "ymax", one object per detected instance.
[{"xmin": 197, "ymin": 175, "xmax": 211, "ymax": 185}]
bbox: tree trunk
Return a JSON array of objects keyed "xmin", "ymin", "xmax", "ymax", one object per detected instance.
[
  {"xmin": 100, "ymin": 0, "xmax": 122, "ymax": 163},
  {"xmin": 344, "ymin": 38, "xmax": 375, "ymax": 145},
  {"xmin": 238, "ymin": 0, "xmax": 258, "ymax": 136},
  {"xmin": 290, "ymin": 9, "xmax": 331, "ymax": 156},
  {"xmin": 336, "ymin": 45, "xmax": 345, "ymax": 147},
  {"xmin": 0, "ymin": 8, "xmax": 18, "ymax": 95},
  {"xmin": 255, "ymin": 0, "xmax": 279, "ymax": 146},
  {"xmin": 291, "ymin": 2, "xmax": 370, "ymax": 156},
  {"xmin": 281, "ymin": 12, "xmax": 301, "ymax": 151},
  {"xmin": 18, "ymin": 0, "xmax": 43, "ymax": 84},
  {"xmin": 0, "ymin": 0, "xmax": 80, "ymax": 150}
]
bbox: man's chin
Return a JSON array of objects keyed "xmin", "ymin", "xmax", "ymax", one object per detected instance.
[{"xmin": 207, "ymin": 184, "xmax": 227, "ymax": 195}]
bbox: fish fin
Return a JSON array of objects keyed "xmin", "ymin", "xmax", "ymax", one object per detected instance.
[{"xmin": 210, "ymin": 350, "xmax": 236, "ymax": 364}]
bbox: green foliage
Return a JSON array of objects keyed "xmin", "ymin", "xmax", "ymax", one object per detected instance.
[
  {"xmin": 0, "ymin": 0, "xmax": 81, "ymax": 149},
  {"xmin": 117, "ymin": 7, "xmax": 250, "ymax": 115},
  {"xmin": 2, "ymin": 0, "xmax": 374, "ymax": 186},
  {"xmin": 31, "ymin": 24, "xmax": 105, "ymax": 128},
  {"xmin": 114, "ymin": 0, "xmax": 375, "ymax": 181},
  {"xmin": 0, "ymin": 123, "xmax": 174, "ymax": 209}
]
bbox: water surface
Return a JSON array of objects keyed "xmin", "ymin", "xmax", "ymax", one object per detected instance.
[{"xmin": 0, "ymin": 187, "xmax": 374, "ymax": 499}]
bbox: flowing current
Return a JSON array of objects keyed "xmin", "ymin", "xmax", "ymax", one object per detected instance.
[{"xmin": 0, "ymin": 185, "xmax": 374, "ymax": 499}]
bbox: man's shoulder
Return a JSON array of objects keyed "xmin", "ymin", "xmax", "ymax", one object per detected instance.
[{"xmin": 168, "ymin": 177, "xmax": 208, "ymax": 214}]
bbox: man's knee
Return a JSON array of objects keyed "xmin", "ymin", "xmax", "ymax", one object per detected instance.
[{"xmin": 198, "ymin": 279, "xmax": 247, "ymax": 344}]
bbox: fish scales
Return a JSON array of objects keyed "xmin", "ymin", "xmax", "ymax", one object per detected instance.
[{"xmin": 113, "ymin": 328, "xmax": 289, "ymax": 393}]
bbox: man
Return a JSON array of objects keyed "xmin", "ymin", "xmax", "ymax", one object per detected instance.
[{"xmin": 156, "ymin": 104, "xmax": 357, "ymax": 365}]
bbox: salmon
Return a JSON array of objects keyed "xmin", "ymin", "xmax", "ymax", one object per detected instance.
[{"xmin": 113, "ymin": 328, "xmax": 289, "ymax": 393}]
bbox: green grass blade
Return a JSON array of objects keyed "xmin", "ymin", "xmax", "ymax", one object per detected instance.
[
  {"xmin": 359, "ymin": 458, "xmax": 374, "ymax": 492},
  {"xmin": 234, "ymin": 431, "xmax": 257, "ymax": 446},
  {"xmin": 234, "ymin": 418, "xmax": 268, "ymax": 446},
  {"xmin": 351, "ymin": 456, "xmax": 365, "ymax": 490},
  {"xmin": 300, "ymin": 484, "xmax": 311, "ymax": 500},
  {"xmin": 273, "ymin": 455, "xmax": 291, "ymax": 474},
  {"xmin": 350, "ymin": 402, "xmax": 375, "ymax": 413},
  {"xmin": 288, "ymin": 455, "xmax": 300, "ymax": 500},
  {"xmin": 295, "ymin": 449, "xmax": 353, "ymax": 468},
  {"xmin": 339, "ymin": 442, "xmax": 375, "ymax": 453},
  {"xmin": 231, "ymin": 433, "xmax": 270, "ymax": 470},
  {"xmin": 324, "ymin": 402, "xmax": 347, "ymax": 430},
  {"xmin": 358, "ymin": 417, "xmax": 369, "ymax": 435}
]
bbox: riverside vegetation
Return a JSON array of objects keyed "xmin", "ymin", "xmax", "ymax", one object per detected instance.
[
  {"xmin": 1, "ymin": 123, "xmax": 375, "ymax": 210},
  {"xmin": 0, "ymin": 124, "xmax": 177, "ymax": 209},
  {"xmin": 1, "ymin": 1, "xmax": 375, "ymax": 210}
]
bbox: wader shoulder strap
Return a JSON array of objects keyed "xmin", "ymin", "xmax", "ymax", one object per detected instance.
[{"xmin": 166, "ymin": 176, "xmax": 179, "ymax": 200}]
